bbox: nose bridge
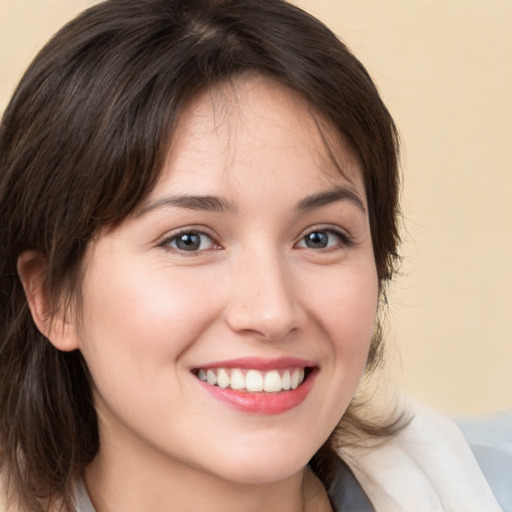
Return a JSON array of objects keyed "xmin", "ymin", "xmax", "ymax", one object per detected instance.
[{"xmin": 225, "ymin": 242, "xmax": 303, "ymax": 340}]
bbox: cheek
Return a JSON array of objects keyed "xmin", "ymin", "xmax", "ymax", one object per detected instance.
[
  {"xmin": 76, "ymin": 259, "xmax": 223, "ymax": 384},
  {"xmin": 314, "ymin": 267, "xmax": 378, "ymax": 343},
  {"xmin": 308, "ymin": 264, "xmax": 379, "ymax": 392},
  {"xmin": 299, "ymin": 266, "xmax": 378, "ymax": 443}
]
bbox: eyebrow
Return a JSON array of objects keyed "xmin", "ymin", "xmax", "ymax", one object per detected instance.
[
  {"xmin": 137, "ymin": 194, "xmax": 238, "ymax": 216},
  {"xmin": 137, "ymin": 186, "xmax": 365, "ymax": 217},
  {"xmin": 296, "ymin": 187, "xmax": 366, "ymax": 213}
]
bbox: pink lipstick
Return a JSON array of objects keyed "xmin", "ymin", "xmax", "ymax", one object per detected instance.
[{"xmin": 192, "ymin": 357, "xmax": 317, "ymax": 414}]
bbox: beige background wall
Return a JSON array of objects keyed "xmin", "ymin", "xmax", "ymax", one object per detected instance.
[{"xmin": 1, "ymin": 0, "xmax": 511, "ymax": 416}]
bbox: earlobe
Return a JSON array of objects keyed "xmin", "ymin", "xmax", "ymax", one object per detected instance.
[{"xmin": 17, "ymin": 250, "xmax": 80, "ymax": 352}]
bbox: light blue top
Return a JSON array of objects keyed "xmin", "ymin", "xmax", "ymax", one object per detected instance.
[{"xmin": 456, "ymin": 411, "xmax": 512, "ymax": 512}]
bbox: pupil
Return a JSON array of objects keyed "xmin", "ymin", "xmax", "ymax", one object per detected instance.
[
  {"xmin": 177, "ymin": 233, "xmax": 200, "ymax": 251},
  {"xmin": 306, "ymin": 232, "xmax": 328, "ymax": 248}
]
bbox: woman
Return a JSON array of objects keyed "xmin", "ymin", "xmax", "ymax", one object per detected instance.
[{"xmin": 0, "ymin": 1, "xmax": 505, "ymax": 511}]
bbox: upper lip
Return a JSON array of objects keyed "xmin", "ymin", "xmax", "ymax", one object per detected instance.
[{"xmin": 191, "ymin": 356, "xmax": 316, "ymax": 371}]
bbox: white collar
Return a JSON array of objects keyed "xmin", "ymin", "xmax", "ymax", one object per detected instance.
[{"xmin": 340, "ymin": 399, "xmax": 503, "ymax": 512}]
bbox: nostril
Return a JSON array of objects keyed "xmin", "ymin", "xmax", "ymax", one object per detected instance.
[{"xmin": 224, "ymin": 302, "xmax": 305, "ymax": 342}]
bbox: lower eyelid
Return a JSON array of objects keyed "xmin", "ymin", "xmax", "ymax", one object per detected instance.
[
  {"xmin": 161, "ymin": 230, "xmax": 218, "ymax": 251},
  {"xmin": 296, "ymin": 228, "xmax": 352, "ymax": 249}
]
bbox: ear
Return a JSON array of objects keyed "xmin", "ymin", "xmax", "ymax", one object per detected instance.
[{"xmin": 17, "ymin": 250, "xmax": 80, "ymax": 352}]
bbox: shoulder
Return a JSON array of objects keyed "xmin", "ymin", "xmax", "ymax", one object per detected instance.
[
  {"xmin": 0, "ymin": 473, "xmax": 10, "ymax": 512},
  {"xmin": 0, "ymin": 482, "xmax": 12, "ymax": 512},
  {"xmin": 340, "ymin": 400, "xmax": 506, "ymax": 512},
  {"xmin": 0, "ymin": 475, "xmax": 71, "ymax": 512}
]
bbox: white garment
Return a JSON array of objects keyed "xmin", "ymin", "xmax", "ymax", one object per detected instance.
[
  {"xmin": 73, "ymin": 478, "xmax": 96, "ymax": 512},
  {"xmin": 341, "ymin": 400, "xmax": 504, "ymax": 512}
]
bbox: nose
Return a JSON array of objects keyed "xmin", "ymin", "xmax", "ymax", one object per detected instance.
[{"xmin": 224, "ymin": 247, "xmax": 306, "ymax": 341}]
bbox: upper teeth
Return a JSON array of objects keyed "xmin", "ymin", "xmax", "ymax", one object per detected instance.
[{"xmin": 196, "ymin": 368, "xmax": 306, "ymax": 393}]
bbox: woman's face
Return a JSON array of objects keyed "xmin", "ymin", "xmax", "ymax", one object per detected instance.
[{"xmin": 75, "ymin": 77, "xmax": 378, "ymax": 486}]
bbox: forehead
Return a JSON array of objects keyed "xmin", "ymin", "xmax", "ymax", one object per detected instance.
[{"xmin": 151, "ymin": 76, "xmax": 364, "ymax": 202}]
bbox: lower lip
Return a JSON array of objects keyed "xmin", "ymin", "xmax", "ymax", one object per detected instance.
[{"xmin": 197, "ymin": 371, "xmax": 316, "ymax": 415}]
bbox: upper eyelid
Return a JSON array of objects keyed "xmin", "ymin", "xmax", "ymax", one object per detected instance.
[
  {"xmin": 155, "ymin": 223, "xmax": 353, "ymax": 248},
  {"xmin": 297, "ymin": 225, "xmax": 352, "ymax": 241},
  {"xmin": 294, "ymin": 227, "xmax": 356, "ymax": 251},
  {"xmin": 159, "ymin": 227, "xmax": 220, "ymax": 248},
  {"xmin": 159, "ymin": 225, "xmax": 216, "ymax": 239},
  {"xmin": 299, "ymin": 228, "xmax": 339, "ymax": 240}
]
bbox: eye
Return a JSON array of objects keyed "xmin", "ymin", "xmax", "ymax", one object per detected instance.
[
  {"xmin": 296, "ymin": 229, "xmax": 348, "ymax": 250},
  {"xmin": 163, "ymin": 230, "xmax": 217, "ymax": 252}
]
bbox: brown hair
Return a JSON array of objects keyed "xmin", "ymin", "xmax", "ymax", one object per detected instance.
[{"xmin": 0, "ymin": 0, "xmax": 401, "ymax": 509}]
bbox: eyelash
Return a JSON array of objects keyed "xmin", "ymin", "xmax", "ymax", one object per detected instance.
[
  {"xmin": 294, "ymin": 227, "xmax": 354, "ymax": 251},
  {"xmin": 159, "ymin": 226, "xmax": 354, "ymax": 254},
  {"xmin": 160, "ymin": 229, "xmax": 219, "ymax": 254}
]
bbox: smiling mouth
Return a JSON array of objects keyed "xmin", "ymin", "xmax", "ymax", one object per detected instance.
[{"xmin": 193, "ymin": 367, "xmax": 312, "ymax": 393}]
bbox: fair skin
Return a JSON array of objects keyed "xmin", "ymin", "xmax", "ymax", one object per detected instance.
[{"xmin": 20, "ymin": 76, "xmax": 378, "ymax": 512}]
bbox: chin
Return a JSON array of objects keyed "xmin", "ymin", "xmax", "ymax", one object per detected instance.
[
  {"xmin": 214, "ymin": 460, "xmax": 306, "ymax": 486},
  {"xmin": 198, "ymin": 434, "xmax": 321, "ymax": 486}
]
